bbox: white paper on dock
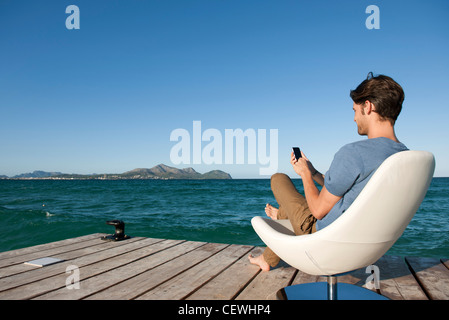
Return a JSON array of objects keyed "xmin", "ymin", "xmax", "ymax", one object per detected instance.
[{"xmin": 24, "ymin": 257, "xmax": 64, "ymax": 267}]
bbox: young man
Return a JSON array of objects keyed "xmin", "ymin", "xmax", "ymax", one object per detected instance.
[{"xmin": 249, "ymin": 73, "xmax": 409, "ymax": 271}]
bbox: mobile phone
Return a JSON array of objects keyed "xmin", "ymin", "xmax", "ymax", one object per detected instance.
[{"xmin": 292, "ymin": 147, "xmax": 302, "ymax": 160}]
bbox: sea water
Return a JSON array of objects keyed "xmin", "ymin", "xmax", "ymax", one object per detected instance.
[{"xmin": 0, "ymin": 178, "xmax": 448, "ymax": 258}]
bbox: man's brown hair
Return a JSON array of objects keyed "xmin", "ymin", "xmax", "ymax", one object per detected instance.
[{"xmin": 350, "ymin": 72, "xmax": 404, "ymax": 124}]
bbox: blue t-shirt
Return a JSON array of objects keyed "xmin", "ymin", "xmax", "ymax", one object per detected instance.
[{"xmin": 316, "ymin": 137, "xmax": 408, "ymax": 230}]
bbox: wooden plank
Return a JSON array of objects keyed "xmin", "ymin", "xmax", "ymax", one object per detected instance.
[
  {"xmin": 0, "ymin": 238, "xmax": 172, "ymax": 299},
  {"xmin": 0, "ymin": 237, "xmax": 154, "ymax": 293},
  {"xmin": 441, "ymin": 258, "xmax": 449, "ymax": 270},
  {"xmin": 274, "ymin": 255, "xmax": 427, "ymax": 300},
  {"xmin": 0, "ymin": 234, "xmax": 108, "ymax": 270},
  {"xmin": 33, "ymin": 239, "xmax": 188, "ymax": 300},
  {"xmin": 406, "ymin": 256, "xmax": 449, "ymax": 300},
  {"xmin": 137, "ymin": 244, "xmax": 253, "ymax": 300},
  {"xmin": 85, "ymin": 242, "xmax": 225, "ymax": 300},
  {"xmin": 291, "ymin": 270, "xmax": 324, "ymax": 286},
  {"xmin": 0, "ymin": 234, "xmax": 104, "ymax": 260},
  {"xmin": 0, "ymin": 236, "xmax": 144, "ymax": 278},
  {"xmin": 275, "ymin": 269, "xmax": 325, "ymax": 300},
  {"xmin": 374, "ymin": 255, "xmax": 427, "ymax": 300},
  {"xmin": 335, "ymin": 257, "xmax": 418, "ymax": 300},
  {"xmin": 186, "ymin": 247, "xmax": 261, "ymax": 300},
  {"xmin": 235, "ymin": 261, "xmax": 297, "ymax": 300},
  {"xmin": 326, "ymin": 257, "xmax": 407, "ymax": 300}
]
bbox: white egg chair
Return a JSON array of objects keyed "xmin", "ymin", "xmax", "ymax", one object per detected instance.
[{"xmin": 251, "ymin": 150, "xmax": 435, "ymax": 300}]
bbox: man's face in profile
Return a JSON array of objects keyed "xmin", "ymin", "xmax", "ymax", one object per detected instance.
[{"xmin": 353, "ymin": 102, "xmax": 368, "ymax": 136}]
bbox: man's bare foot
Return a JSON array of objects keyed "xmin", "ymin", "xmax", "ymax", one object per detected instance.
[
  {"xmin": 248, "ymin": 254, "xmax": 270, "ymax": 272},
  {"xmin": 265, "ymin": 203, "xmax": 279, "ymax": 220}
]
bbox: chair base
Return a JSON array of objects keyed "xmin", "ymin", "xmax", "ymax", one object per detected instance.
[{"xmin": 278, "ymin": 282, "xmax": 389, "ymax": 300}]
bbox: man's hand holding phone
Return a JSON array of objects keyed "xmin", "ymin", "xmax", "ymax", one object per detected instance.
[{"xmin": 291, "ymin": 147, "xmax": 313, "ymax": 178}]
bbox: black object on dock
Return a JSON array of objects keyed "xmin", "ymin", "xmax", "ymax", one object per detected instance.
[{"xmin": 101, "ymin": 220, "xmax": 131, "ymax": 241}]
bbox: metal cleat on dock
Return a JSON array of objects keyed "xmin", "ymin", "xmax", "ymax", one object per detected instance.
[{"xmin": 101, "ymin": 220, "xmax": 131, "ymax": 241}]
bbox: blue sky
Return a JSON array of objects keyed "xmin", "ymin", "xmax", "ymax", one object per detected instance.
[{"xmin": 1, "ymin": 0, "xmax": 448, "ymax": 178}]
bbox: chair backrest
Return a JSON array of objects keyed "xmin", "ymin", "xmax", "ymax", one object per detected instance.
[{"xmin": 320, "ymin": 150, "xmax": 435, "ymax": 245}]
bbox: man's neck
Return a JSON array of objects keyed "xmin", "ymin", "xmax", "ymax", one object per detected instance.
[{"xmin": 367, "ymin": 122, "xmax": 399, "ymax": 142}]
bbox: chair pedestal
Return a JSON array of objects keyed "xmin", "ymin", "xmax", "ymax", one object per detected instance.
[{"xmin": 278, "ymin": 276, "xmax": 389, "ymax": 300}]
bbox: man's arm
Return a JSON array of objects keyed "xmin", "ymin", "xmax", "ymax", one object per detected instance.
[
  {"xmin": 301, "ymin": 171, "xmax": 341, "ymax": 220},
  {"xmin": 291, "ymin": 152, "xmax": 341, "ymax": 220},
  {"xmin": 302, "ymin": 153, "xmax": 325, "ymax": 186},
  {"xmin": 311, "ymin": 169, "xmax": 325, "ymax": 187}
]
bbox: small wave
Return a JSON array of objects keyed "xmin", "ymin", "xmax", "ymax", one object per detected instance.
[{"xmin": 45, "ymin": 211, "xmax": 55, "ymax": 217}]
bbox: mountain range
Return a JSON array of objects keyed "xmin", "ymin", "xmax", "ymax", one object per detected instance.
[{"xmin": 2, "ymin": 164, "xmax": 232, "ymax": 180}]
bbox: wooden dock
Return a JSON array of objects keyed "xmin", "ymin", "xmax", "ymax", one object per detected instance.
[{"xmin": 0, "ymin": 233, "xmax": 448, "ymax": 300}]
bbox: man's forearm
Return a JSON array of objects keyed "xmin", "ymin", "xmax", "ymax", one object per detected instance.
[
  {"xmin": 312, "ymin": 170, "xmax": 324, "ymax": 187},
  {"xmin": 302, "ymin": 172, "xmax": 323, "ymax": 219},
  {"xmin": 292, "ymin": 153, "xmax": 340, "ymax": 221}
]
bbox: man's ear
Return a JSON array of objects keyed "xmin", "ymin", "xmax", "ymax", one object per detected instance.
[{"xmin": 364, "ymin": 100, "xmax": 375, "ymax": 115}]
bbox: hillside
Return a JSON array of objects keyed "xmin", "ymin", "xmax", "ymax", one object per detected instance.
[{"xmin": 120, "ymin": 164, "xmax": 231, "ymax": 179}]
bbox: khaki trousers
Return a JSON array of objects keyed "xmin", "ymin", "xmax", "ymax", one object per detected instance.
[{"xmin": 262, "ymin": 173, "xmax": 317, "ymax": 267}]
